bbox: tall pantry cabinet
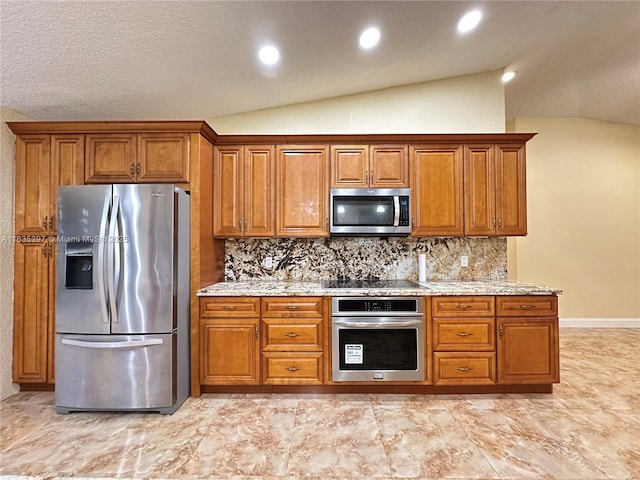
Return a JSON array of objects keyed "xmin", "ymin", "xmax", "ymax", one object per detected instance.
[{"xmin": 12, "ymin": 133, "xmax": 84, "ymax": 384}]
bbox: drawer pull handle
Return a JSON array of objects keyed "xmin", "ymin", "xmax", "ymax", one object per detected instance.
[
  {"xmin": 520, "ymin": 305, "xmax": 535, "ymax": 309},
  {"xmin": 456, "ymin": 305, "xmax": 472, "ymax": 309},
  {"xmin": 286, "ymin": 367, "xmax": 300, "ymax": 372},
  {"xmin": 285, "ymin": 332, "xmax": 299, "ymax": 337},
  {"xmin": 223, "ymin": 305, "xmax": 237, "ymax": 310},
  {"xmin": 286, "ymin": 305, "xmax": 299, "ymax": 310},
  {"xmin": 457, "ymin": 367, "xmax": 473, "ymax": 372},
  {"xmin": 457, "ymin": 332, "xmax": 472, "ymax": 337}
]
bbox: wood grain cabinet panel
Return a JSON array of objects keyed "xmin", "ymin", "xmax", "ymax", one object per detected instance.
[
  {"xmin": 330, "ymin": 145, "xmax": 369, "ymax": 187},
  {"xmin": 432, "ymin": 318, "xmax": 495, "ymax": 351},
  {"xmin": 262, "ymin": 318, "xmax": 323, "ymax": 351},
  {"xmin": 410, "ymin": 145, "xmax": 464, "ymax": 236},
  {"xmin": 261, "ymin": 297, "xmax": 323, "ymax": 318},
  {"xmin": 137, "ymin": 133, "xmax": 189, "ymax": 183},
  {"xmin": 85, "ymin": 134, "xmax": 137, "ymax": 183},
  {"xmin": 497, "ymin": 296, "xmax": 558, "ymax": 317},
  {"xmin": 200, "ymin": 297, "xmax": 260, "ymax": 318},
  {"xmin": 213, "ymin": 145, "xmax": 275, "ymax": 237},
  {"xmin": 433, "ymin": 352, "xmax": 496, "ymax": 385},
  {"xmin": 464, "ymin": 143, "xmax": 527, "ymax": 236},
  {"xmin": 331, "ymin": 145, "xmax": 408, "ymax": 188},
  {"xmin": 431, "ymin": 296, "xmax": 495, "ymax": 317},
  {"xmin": 276, "ymin": 145, "xmax": 329, "ymax": 237},
  {"xmin": 14, "ymin": 135, "xmax": 51, "ymax": 237},
  {"xmin": 200, "ymin": 319, "xmax": 260, "ymax": 385},
  {"xmin": 369, "ymin": 145, "xmax": 409, "ymax": 187},
  {"xmin": 262, "ymin": 352, "xmax": 323, "ymax": 385}
]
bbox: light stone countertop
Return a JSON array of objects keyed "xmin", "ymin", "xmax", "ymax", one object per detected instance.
[{"xmin": 197, "ymin": 280, "xmax": 563, "ymax": 297}]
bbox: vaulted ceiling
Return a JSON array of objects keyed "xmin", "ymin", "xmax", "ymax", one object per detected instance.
[{"xmin": 1, "ymin": 1, "xmax": 638, "ymax": 126}]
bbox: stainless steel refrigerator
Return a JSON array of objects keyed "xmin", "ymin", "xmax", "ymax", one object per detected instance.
[{"xmin": 55, "ymin": 184, "xmax": 190, "ymax": 414}]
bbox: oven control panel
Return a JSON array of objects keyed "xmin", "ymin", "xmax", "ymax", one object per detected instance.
[{"xmin": 333, "ymin": 297, "xmax": 423, "ymax": 315}]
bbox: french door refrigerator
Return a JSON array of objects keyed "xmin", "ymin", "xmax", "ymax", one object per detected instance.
[{"xmin": 55, "ymin": 184, "xmax": 190, "ymax": 414}]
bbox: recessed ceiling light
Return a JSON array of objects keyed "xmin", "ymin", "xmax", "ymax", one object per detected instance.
[
  {"xmin": 259, "ymin": 45, "xmax": 280, "ymax": 65},
  {"xmin": 501, "ymin": 71, "xmax": 517, "ymax": 83},
  {"xmin": 359, "ymin": 27, "xmax": 380, "ymax": 49},
  {"xmin": 457, "ymin": 10, "xmax": 482, "ymax": 33}
]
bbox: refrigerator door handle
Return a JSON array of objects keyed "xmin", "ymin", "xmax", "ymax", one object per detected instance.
[
  {"xmin": 107, "ymin": 195, "xmax": 120, "ymax": 324},
  {"xmin": 97, "ymin": 195, "xmax": 111, "ymax": 324},
  {"xmin": 61, "ymin": 338, "xmax": 164, "ymax": 349}
]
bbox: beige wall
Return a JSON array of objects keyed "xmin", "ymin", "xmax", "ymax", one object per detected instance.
[
  {"xmin": 1, "ymin": 107, "xmax": 33, "ymax": 400},
  {"xmin": 210, "ymin": 71, "xmax": 505, "ymax": 134},
  {"xmin": 510, "ymin": 117, "xmax": 640, "ymax": 320}
]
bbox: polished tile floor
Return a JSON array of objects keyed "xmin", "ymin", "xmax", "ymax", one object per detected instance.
[{"xmin": 1, "ymin": 328, "xmax": 639, "ymax": 480}]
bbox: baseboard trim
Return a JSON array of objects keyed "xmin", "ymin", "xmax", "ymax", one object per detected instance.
[{"xmin": 560, "ymin": 318, "xmax": 640, "ymax": 328}]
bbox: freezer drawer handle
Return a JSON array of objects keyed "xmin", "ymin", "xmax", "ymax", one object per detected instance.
[{"xmin": 61, "ymin": 338, "xmax": 164, "ymax": 349}]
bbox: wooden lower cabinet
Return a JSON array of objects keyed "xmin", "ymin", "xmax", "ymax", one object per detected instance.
[
  {"xmin": 433, "ymin": 353, "xmax": 496, "ymax": 385},
  {"xmin": 496, "ymin": 296, "xmax": 560, "ymax": 384},
  {"xmin": 199, "ymin": 297, "xmax": 261, "ymax": 385},
  {"xmin": 262, "ymin": 352, "xmax": 323, "ymax": 385}
]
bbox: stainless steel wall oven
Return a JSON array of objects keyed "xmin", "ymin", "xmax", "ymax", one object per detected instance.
[{"xmin": 331, "ymin": 297, "xmax": 425, "ymax": 382}]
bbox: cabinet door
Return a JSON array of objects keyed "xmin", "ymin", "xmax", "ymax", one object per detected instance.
[
  {"xmin": 497, "ymin": 317, "xmax": 559, "ymax": 384},
  {"xmin": 495, "ymin": 144, "xmax": 527, "ymax": 235},
  {"xmin": 85, "ymin": 134, "xmax": 137, "ymax": 183},
  {"xmin": 244, "ymin": 145, "xmax": 275, "ymax": 236},
  {"xmin": 213, "ymin": 146, "xmax": 243, "ymax": 236},
  {"xmin": 14, "ymin": 135, "xmax": 50, "ymax": 237},
  {"xmin": 200, "ymin": 319, "xmax": 260, "ymax": 384},
  {"xmin": 464, "ymin": 145, "xmax": 496, "ymax": 236},
  {"xmin": 330, "ymin": 145, "xmax": 368, "ymax": 187},
  {"xmin": 276, "ymin": 145, "xmax": 329, "ymax": 237},
  {"xmin": 137, "ymin": 133, "xmax": 189, "ymax": 183},
  {"xmin": 51, "ymin": 134, "xmax": 85, "ymax": 236},
  {"xmin": 411, "ymin": 145, "xmax": 464, "ymax": 236},
  {"xmin": 12, "ymin": 240, "xmax": 51, "ymax": 383},
  {"xmin": 370, "ymin": 145, "xmax": 409, "ymax": 187}
]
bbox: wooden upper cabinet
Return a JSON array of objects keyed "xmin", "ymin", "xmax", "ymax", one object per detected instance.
[
  {"xmin": 331, "ymin": 145, "xmax": 408, "ymax": 188},
  {"xmin": 464, "ymin": 143, "xmax": 526, "ymax": 236},
  {"xmin": 331, "ymin": 146, "xmax": 368, "ymax": 187},
  {"xmin": 85, "ymin": 133, "xmax": 137, "ymax": 183},
  {"xmin": 14, "ymin": 135, "xmax": 51, "ymax": 237},
  {"xmin": 137, "ymin": 133, "xmax": 189, "ymax": 183},
  {"xmin": 370, "ymin": 145, "xmax": 409, "ymax": 187},
  {"xmin": 14, "ymin": 134, "xmax": 84, "ymax": 237},
  {"xmin": 276, "ymin": 145, "xmax": 329, "ymax": 237},
  {"xmin": 213, "ymin": 145, "xmax": 274, "ymax": 237},
  {"xmin": 410, "ymin": 145, "xmax": 464, "ymax": 236},
  {"xmin": 495, "ymin": 144, "xmax": 527, "ymax": 236},
  {"xmin": 85, "ymin": 133, "xmax": 189, "ymax": 184}
]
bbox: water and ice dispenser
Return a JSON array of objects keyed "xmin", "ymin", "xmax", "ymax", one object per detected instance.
[{"xmin": 64, "ymin": 241, "xmax": 93, "ymax": 289}]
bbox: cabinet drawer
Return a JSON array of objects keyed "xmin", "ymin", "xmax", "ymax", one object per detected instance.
[
  {"xmin": 433, "ymin": 318, "xmax": 495, "ymax": 351},
  {"xmin": 262, "ymin": 352, "xmax": 323, "ymax": 384},
  {"xmin": 261, "ymin": 297, "xmax": 323, "ymax": 318},
  {"xmin": 496, "ymin": 296, "xmax": 557, "ymax": 317},
  {"xmin": 433, "ymin": 353, "xmax": 496, "ymax": 385},
  {"xmin": 200, "ymin": 297, "xmax": 260, "ymax": 318},
  {"xmin": 432, "ymin": 296, "xmax": 495, "ymax": 317},
  {"xmin": 262, "ymin": 318, "xmax": 323, "ymax": 351}
]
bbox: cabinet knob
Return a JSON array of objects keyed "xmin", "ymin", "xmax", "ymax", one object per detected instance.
[
  {"xmin": 498, "ymin": 324, "xmax": 504, "ymax": 337},
  {"xmin": 456, "ymin": 305, "xmax": 471, "ymax": 310},
  {"xmin": 365, "ymin": 170, "xmax": 369, "ymax": 184},
  {"xmin": 136, "ymin": 163, "xmax": 141, "ymax": 177},
  {"xmin": 457, "ymin": 332, "xmax": 472, "ymax": 337},
  {"xmin": 130, "ymin": 163, "xmax": 135, "ymax": 176},
  {"xmin": 520, "ymin": 305, "xmax": 535, "ymax": 309},
  {"xmin": 457, "ymin": 367, "xmax": 473, "ymax": 372},
  {"xmin": 285, "ymin": 332, "xmax": 299, "ymax": 337},
  {"xmin": 286, "ymin": 305, "xmax": 299, "ymax": 310},
  {"xmin": 286, "ymin": 367, "xmax": 300, "ymax": 372},
  {"xmin": 223, "ymin": 305, "xmax": 237, "ymax": 310},
  {"xmin": 48, "ymin": 216, "xmax": 54, "ymax": 230},
  {"xmin": 42, "ymin": 216, "xmax": 48, "ymax": 230},
  {"xmin": 497, "ymin": 217, "xmax": 502, "ymax": 230}
]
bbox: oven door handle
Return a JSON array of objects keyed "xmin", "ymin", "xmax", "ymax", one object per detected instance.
[{"xmin": 333, "ymin": 319, "xmax": 422, "ymax": 328}]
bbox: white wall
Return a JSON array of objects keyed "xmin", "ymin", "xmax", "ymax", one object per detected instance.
[
  {"xmin": 1, "ymin": 107, "xmax": 32, "ymax": 400},
  {"xmin": 210, "ymin": 71, "xmax": 505, "ymax": 134},
  {"xmin": 511, "ymin": 117, "xmax": 640, "ymax": 324}
]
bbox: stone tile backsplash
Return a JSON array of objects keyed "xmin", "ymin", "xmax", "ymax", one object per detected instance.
[{"xmin": 225, "ymin": 237, "xmax": 507, "ymax": 281}]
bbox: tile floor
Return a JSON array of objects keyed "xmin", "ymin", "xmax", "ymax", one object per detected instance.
[{"xmin": 1, "ymin": 328, "xmax": 638, "ymax": 480}]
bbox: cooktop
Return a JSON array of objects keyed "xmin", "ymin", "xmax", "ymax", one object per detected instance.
[{"xmin": 321, "ymin": 279, "xmax": 420, "ymax": 289}]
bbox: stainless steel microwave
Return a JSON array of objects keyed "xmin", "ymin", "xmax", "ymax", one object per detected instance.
[{"xmin": 329, "ymin": 188, "xmax": 411, "ymax": 235}]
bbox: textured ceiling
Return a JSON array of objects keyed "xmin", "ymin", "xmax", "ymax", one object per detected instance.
[{"xmin": 1, "ymin": 1, "xmax": 638, "ymax": 126}]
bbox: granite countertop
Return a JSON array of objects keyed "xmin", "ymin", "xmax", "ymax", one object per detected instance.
[{"xmin": 197, "ymin": 280, "xmax": 563, "ymax": 297}]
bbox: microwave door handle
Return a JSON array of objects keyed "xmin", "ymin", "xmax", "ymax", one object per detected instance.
[{"xmin": 393, "ymin": 196, "xmax": 400, "ymax": 226}]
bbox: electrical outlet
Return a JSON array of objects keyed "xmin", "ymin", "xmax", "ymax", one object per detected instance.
[
  {"xmin": 264, "ymin": 256, "xmax": 273, "ymax": 268},
  {"xmin": 461, "ymin": 255, "xmax": 469, "ymax": 267}
]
